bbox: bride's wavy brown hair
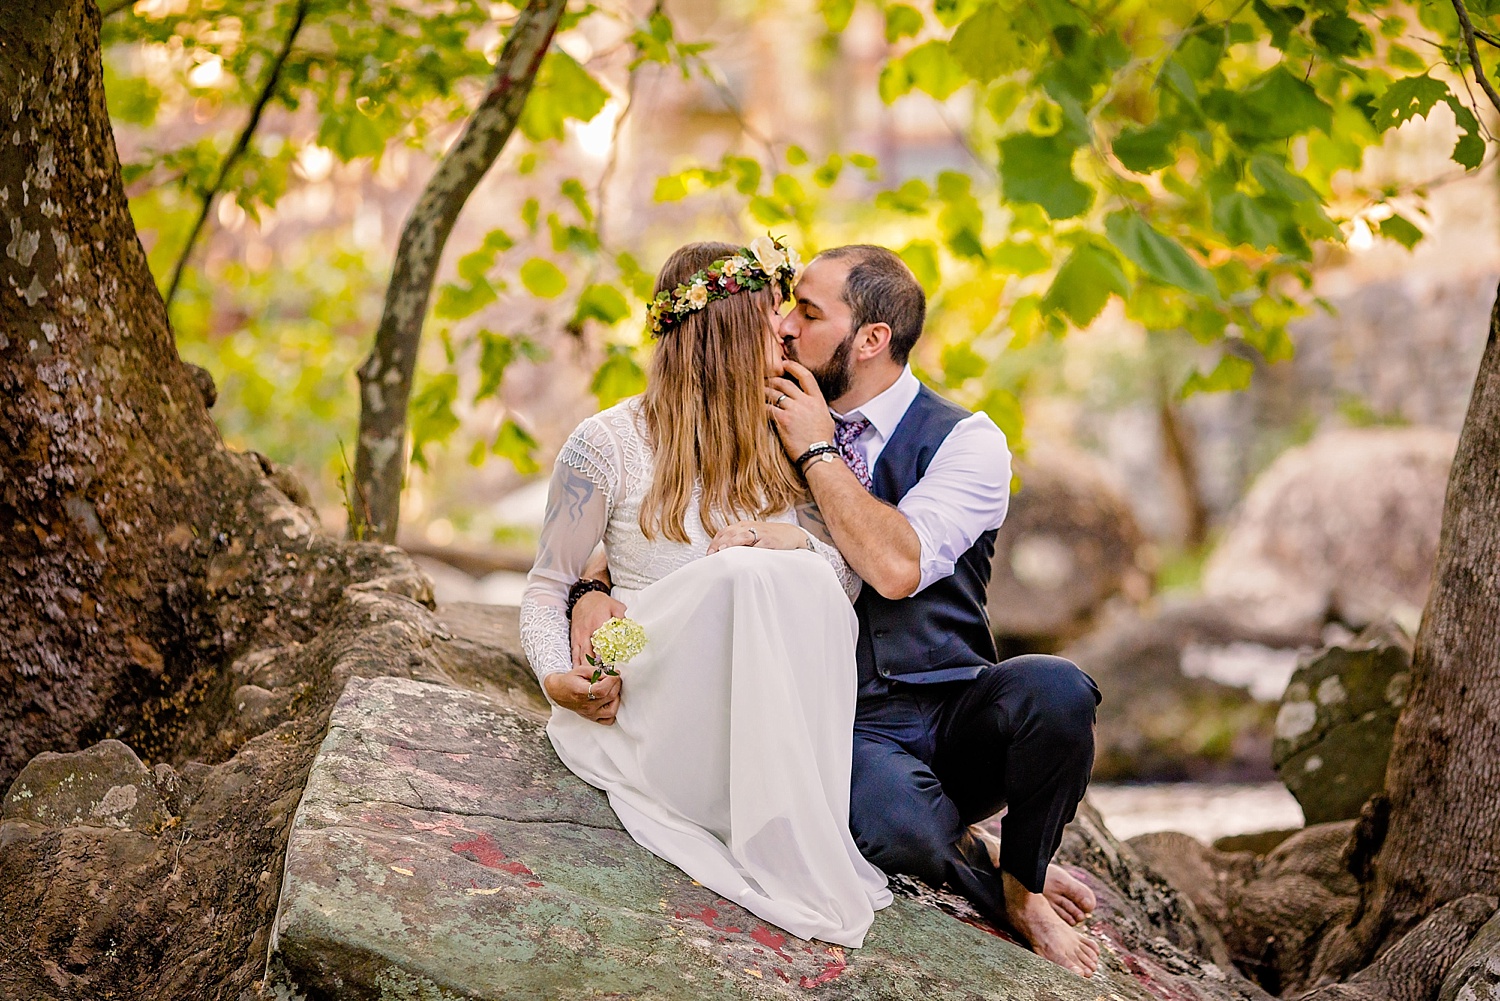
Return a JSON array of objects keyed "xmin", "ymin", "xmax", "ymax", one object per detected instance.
[{"xmin": 639, "ymin": 241, "xmax": 804, "ymax": 542}]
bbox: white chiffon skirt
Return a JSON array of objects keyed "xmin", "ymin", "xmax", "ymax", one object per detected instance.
[{"xmin": 546, "ymin": 546, "xmax": 891, "ymax": 947}]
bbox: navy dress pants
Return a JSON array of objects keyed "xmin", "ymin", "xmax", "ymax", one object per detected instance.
[{"xmin": 848, "ymin": 654, "xmax": 1100, "ymax": 921}]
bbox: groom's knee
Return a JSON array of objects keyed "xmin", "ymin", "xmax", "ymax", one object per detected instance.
[{"xmin": 851, "ymin": 768, "xmax": 956, "ymax": 886}]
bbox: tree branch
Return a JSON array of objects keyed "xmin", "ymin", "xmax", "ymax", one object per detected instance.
[
  {"xmin": 1451, "ymin": 0, "xmax": 1500, "ymax": 120},
  {"xmin": 99, "ymin": 0, "xmax": 135, "ymax": 17},
  {"xmin": 163, "ymin": 0, "xmax": 311, "ymax": 309},
  {"xmin": 351, "ymin": 0, "xmax": 569, "ymax": 542}
]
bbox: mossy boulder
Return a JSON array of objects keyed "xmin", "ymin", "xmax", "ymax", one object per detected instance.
[{"xmin": 1272, "ymin": 621, "xmax": 1412, "ymax": 825}]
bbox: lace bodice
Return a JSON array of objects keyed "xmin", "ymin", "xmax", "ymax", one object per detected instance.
[{"xmin": 520, "ymin": 397, "xmax": 861, "ymax": 689}]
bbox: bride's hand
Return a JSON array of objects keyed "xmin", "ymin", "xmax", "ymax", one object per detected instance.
[
  {"xmin": 571, "ymin": 589, "xmax": 628, "ymax": 667},
  {"xmin": 706, "ymin": 520, "xmax": 810, "ymax": 554},
  {"xmin": 543, "ymin": 664, "xmax": 622, "ymax": 725}
]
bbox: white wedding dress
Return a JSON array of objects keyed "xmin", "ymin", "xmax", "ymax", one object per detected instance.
[{"xmin": 519, "ymin": 397, "xmax": 891, "ymax": 947}]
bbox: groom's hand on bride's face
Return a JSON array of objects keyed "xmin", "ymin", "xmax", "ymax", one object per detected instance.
[{"xmin": 766, "ymin": 361, "xmax": 834, "ymax": 456}]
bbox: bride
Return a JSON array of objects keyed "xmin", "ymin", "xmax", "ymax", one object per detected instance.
[{"xmin": 519, "ymin": 239, "xmax": 891, "ymax": 947}]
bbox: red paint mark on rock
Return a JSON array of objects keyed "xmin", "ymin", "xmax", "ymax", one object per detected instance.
[
  {"xmin": 451, "ymin": 834, "xmax": 535, "ymax": 876},
  {"xmin": 774, "ymin": 968, "xmax": 789, "ymax": 982},
  {"xmin": 525, "ymin": 880, "xmax": 544, "ymax": 888},
  {"xmin": 750, "ymin": 926, "xmax": 792, "ymax": 962},
  {"xmin": 672, "ymin": 906, "xmax": 742, "ymax": 935},
  {"xmin": 798, "ymin": 948, "xmax": 847, "ymax": 989}
]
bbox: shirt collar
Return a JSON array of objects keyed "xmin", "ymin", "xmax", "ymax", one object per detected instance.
[{"xmin": 832, "ymin": 366, "xmax": 920, "ymax": 441}]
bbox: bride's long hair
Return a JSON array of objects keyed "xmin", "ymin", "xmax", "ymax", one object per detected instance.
[{"xmin": 639, "ymin": 241, "xmax": 804, "ymax": 542}]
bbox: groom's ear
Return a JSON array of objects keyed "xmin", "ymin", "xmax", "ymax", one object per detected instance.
[{"xmin": 855, "ymin": 321, "xmax": 893, "ymax": 362}]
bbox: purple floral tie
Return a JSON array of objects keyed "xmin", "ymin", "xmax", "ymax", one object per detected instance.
[{"xmin": 834, "ymin": 417, "xmax": 873, "ymax": 491}]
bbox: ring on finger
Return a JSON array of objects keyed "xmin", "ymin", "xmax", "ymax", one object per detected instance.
[
  {"xmin": 775, "ymin": 393, "xmax": 788, "ymax": 407},
  {"xmin": 587, "ymin": 681, "xmax": 597, "ymax": 701},
  {"xmin": 749, "ymin": 527, "xmax": 758, "ymax": 543}
]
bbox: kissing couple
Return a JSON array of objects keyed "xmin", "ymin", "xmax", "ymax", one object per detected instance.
[{"xmin": 519, "ymin": 239, "xmax": 1103, "ymax": 976}]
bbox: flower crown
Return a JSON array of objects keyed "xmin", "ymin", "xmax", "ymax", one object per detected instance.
[{"xmin": 646, "ymin": 236, "xmax": 801, "ymax": 337}]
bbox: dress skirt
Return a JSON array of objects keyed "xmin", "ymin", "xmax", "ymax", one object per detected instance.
[{"xmin": 546, "ymin": 545, "xmax": 891, "ymax": 947}]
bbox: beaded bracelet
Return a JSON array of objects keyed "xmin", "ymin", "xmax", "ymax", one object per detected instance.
[{"xmin": 566, "ymin": 578, "xmax": 611, "ymax": 619}]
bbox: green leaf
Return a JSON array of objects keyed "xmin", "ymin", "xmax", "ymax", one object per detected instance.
[
  {"xmin": 885, "ymin": 4, "xmax": 924, "ymax": 41},
  {"xmin": 990, "ymin": 240, "xmax": 1051, "ymax": 275},
  {"xmin": 1212, "ymin": 192, "xmax": 1282, "ymax": 250},
  {"xmin": 1310, "ymin": 13, "xmax": 1369, "ymax": 58},
  {"xmin": 899, "ymin": 240, "xmax": 941, "ymax": 293},
  {"xmin": 590, "ymin": 346, "xmax": 647, "ymax": 408},
  {"xmin": 574, "ymin": 284, "xmax": 630, "ymax": 325},
  {"xmin": 1105, "ymin": 212, "xmax": 1217, "ymax": 298},
  {"xmin": 318, "ymin": 109, "xmax": 387, "ymax": 162},
  {"xmin": 475, "ymin": 330, "xmax": 516, "ymax": 401},
  {"xmin": 492, "ymin": 419, "xmax": 540, "ymax": 475},
  {"xmin": 520, "ymin": 258, "xmax": 567, "ymax": 298},
  {"xmin": 654, "ymin": 173, "xmax": 689, "ymax": 202},
  {"xmin": 1222, "ymin": 66, "xmax": 1334, "ymax": 142},
  {"xmin": 408, "ymin": 374, "xmax": 460, "ymax": 471},
  {"xmin": 874, "ymin": 178, "xmax": 931, "ymax": 214},
  {"xmin": 901, "ymin": 41, "xmax": 967, "ymax": 100},
  {"xmin": 1376, "ymin": 213, "xmax": 1424, "ymax": 249},
  {"xmin": 1444, "ymin": 97, "xmax": 1486, "ymax": 169},
  {"xmin": 820, "ymin": 0, "xmax": 855, "ymax": 32},
  {"xmin": 998, "ymin": 132, "xmax": 1092, "ymax": 219},
  {"xmin": 949, "ymin": 4, "xmax": 1034, "ymax": 83},
  {"xmin": 1113, "ymin": 122, "xmax": 1177, "ymax": 173},
  {"xmin": 748, "ymin": 195, "xmax": 792, "ymax": 225},
  {"xmin": 434, "ymin": 277, "xmax": 498, "ymax": 320},
  {"xmin": 1373, "ymin": 74, "xmax": 1450, "ymax": 131},
  {"xmin": 1253, "ymin": 0, "xmax": 1306, "ymax": 50},
  {"xmin": 1041, "ymin": 243, "xmax": 1129, "ymax": 326},
  {"xmin": 978, "ymin": 388, "xmax": 1024, "ymax": 444},
  {"xmin": 941, "ymin": 341, "xmax": 987, "ymax": 384},
  {"xmin": 519, "ymin": 52, "xmax": 609, "ymax": 143},
  {"xmin": 1181, "ymin": 353, "xmax": 1254, "ymax": 396}
]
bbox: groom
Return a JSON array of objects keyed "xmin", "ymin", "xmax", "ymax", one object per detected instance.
[{"xmin": 763, "ymin": 245, "xmax": 1102, "ymax": 976}]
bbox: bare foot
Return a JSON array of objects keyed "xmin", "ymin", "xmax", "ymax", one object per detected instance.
[
  {"xmin": 968, "ymin": 826, "xmax": 1097, "ymax": 925},
  {"xmin": 1002, "ymin": 871, "xmax": 1101, "ymax": 978},
  {"xmin": 1043, "ymin": 864, "xmax": 1096, "ymax": 926}
]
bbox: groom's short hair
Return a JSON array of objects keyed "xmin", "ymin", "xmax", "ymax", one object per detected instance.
[{"xmin": 817, "ymin": 244, "xmax": 926, "ymax": 366}]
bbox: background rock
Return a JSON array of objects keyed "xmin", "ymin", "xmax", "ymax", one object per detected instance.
[
  {"xmin": 1202, "ymin": 427, "xmax": 1455, "ymax": 634},
  {"xmin": 2, "ymin": 739, "xmax": 171, "ymax": 832},
  {"xmin": 1272, "ymin": 620, "xmax": 1412, "ymax": 825},
  {"xmin": 1438, "ymin": 908, "xmax": 1500, "ymax": 1001},
  {"xmin": 987, "ymin": 449, "xmax": 1150, "ymax": 651}
]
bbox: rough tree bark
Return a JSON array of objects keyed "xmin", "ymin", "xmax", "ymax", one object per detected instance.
[
  {"xmin": 1306, "ymin": 288, "xmax": 1500, "ymax": 978},
  {"xmin": 350, "ymin": 0, "xmax": 567, "ymax": 543}
]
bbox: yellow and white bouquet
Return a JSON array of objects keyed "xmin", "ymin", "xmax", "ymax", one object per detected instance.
[{"xmin": 588, "ymin": 617, "xmax": 648, "ymax": 683}]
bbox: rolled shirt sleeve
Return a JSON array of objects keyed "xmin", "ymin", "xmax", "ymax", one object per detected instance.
[{"xmin": 894, "ymin": 411, "xmax": 1011, "ymax": 594}]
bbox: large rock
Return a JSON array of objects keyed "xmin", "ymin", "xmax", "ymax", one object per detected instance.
[
  {"xmin": 268, "ymin": 675, "xmax": 1271, "ymax": 1000},
  {"xmin": 1272, "ymin": 621, "xmax": 1412, "ymax": 825},
  {"xmin": 1202, "ymin": 427, "xmax": 1455, "ymax": 633},
  {"xmin": 987, "ymin": 449, "xmax": 1149, "ymax": 648},
  {"xmin": 2, "ymin": 739, "xmax": 172, "ymax": 832}
]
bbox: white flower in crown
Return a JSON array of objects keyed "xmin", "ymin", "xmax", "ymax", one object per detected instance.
[
  {"xmin": 749, "ymin": 235, "xmax": 787, "ymax": 275},
  {"xmin": 686, "ymin": 282, "xmax": 710, "ymax": 307},
  {"xmin": 784, "ymin": 243, "xmax": 804, "ymax": 284},
  {"xmin": 722, "ymin": 256, "xmax": 746, "ymax": 276}
]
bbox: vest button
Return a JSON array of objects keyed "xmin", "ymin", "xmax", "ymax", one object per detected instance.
[{"xmin": 874, "ymin": 630, "xmax": 888, "ymax": 638}]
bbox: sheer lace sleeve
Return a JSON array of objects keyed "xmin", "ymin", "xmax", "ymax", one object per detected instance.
[
  {"xmin": 797, "ymin": 502, "xmax": 863, "ymax": 601},
  {"xmin": 520, "ymin": 421, "xmax": 617, "ymax": 698}
]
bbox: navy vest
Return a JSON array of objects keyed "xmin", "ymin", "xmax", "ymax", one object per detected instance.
[{"xmin": 854, "ymin": 384, "xmax": 999, "ymax": 692}]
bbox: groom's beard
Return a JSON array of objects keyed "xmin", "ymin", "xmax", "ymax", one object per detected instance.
[{"xmin": 791, "ymin": 329, "xmax": 858, "ymax": 403}]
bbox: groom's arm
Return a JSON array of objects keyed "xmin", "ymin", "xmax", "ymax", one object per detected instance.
[{"xmin": 768, "ymin": 364, "xmax": 922, "ymax": 599}]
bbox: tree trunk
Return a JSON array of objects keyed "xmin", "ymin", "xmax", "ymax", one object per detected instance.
[
  {"xmin": 1312, "ymin": 288, "xmax": 1500, "ymax": 979},
  {"xmin": 350, "ymin": 0, "xmax": 567, "ymax": 543}
]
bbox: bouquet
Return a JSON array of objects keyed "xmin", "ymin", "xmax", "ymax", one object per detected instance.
[{"xmin": 588, "ymin": 616, "xmax": 648, "ymax": 683}]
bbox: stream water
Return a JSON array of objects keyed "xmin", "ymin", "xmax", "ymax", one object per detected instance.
[{"xmin": 1089, "ymin": 782, "xmax": 1305, "ymax": 843}]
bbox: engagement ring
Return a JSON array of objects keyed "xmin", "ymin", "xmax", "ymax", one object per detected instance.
[
  {"xmin": 749, "ymin": 527, "xmax": 758, "ymax": 542},
  {"xmin": 775, "ymin": 393, "xmax": 788, "ymax": 407},
  {"xmin": 587, "ymin": 683, "xmax": 597, "ymax": 700}
]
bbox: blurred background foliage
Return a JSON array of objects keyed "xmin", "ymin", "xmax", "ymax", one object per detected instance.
[{"xmin": 101, "ymin": 0, "xmax": 1495, "ymax": 559}]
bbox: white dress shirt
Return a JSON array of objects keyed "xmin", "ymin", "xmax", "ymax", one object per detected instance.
[{"xmin": 831, "ymin": 366, "xmax": 1011, "ymax": 594}]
